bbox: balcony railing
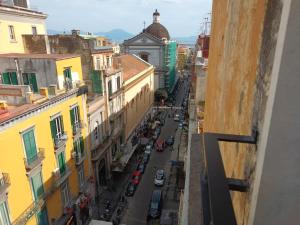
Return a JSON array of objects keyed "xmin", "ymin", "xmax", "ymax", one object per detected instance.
[
  {"xmin": 54, "ymin": 132, "xmax": 68, "ymax": 149},
  {"xmin": 72, "ymin": 120, "xmax": 83, "ymax": 136},
  {"xmin": 23, "ymin": 148, "xmax": 45, "ymax": 171},
  {"xmin": 12, "ymin": 198, "xmax": 44, "ymax": 225},
  {"xmin": 201, "ymin": 131, "xmax": 257, "ymax": 225},
  {"xmin": 52, "ymin": 166, "xmax": 71, "ymax": 188},
  {"xmin": 0, "ymin": 173, "xmax": 10, "ymax": 195},
  {"xmin": 72, "ymin": 151, "xmax": 85, "ymax": 165},
  {"xmin": 91, "ymin": 135, "xmax": 111, "ymax": 161}
]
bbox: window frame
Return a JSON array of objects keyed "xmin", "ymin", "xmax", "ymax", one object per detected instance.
[
  {"xmin": 30, "ymin": 171, "xmax": 44, "ymax": 201},
  {"xmin": 21, "ymin": 127, "xmax": 38, "ymax": 165},
  {"xmin": 78, "ymin": 165, "xmax": 85, "ymax": 188},
  {"xmin": 32, "ymin": 26, "xmax": 37, "ymax": 35},
  {"xmin": 0, "ymin": 200, "xmax": 11, "ymax": 225},
  {"xmin": 61, "ymin": 182, "xmax": 70, "ymax": 208},
  {"xmin": 8, "ymin": 25, "xmax": 16, "ymax": 41}
]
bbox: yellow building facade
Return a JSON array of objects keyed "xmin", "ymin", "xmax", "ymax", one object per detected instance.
[
  {"xmin": 0, "ymin": 55, "xmax": 90, "ymax": 225},
  {"xmin": 0, "ymin": 1, "xmax": 47, "ymax": 53}
]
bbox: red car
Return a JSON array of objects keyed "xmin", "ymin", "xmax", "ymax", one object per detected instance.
[
  {"xmin": 132, "ymin": 170, "xmax": 142, "ymax": 185},
  {"xmin": 155, "ymin": 138, "xmax": 166, "ymax": 152}
]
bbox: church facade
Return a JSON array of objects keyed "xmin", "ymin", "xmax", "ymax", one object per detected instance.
[{"xmin": 123, "ymin": 9, "xmax": 177, "ymax": 94}]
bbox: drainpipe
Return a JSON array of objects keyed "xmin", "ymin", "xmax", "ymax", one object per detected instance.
[{"xmin": 14, "ymin": 58, "xmax": 22, "ymax": 85}]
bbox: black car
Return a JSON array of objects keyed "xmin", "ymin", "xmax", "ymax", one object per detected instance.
[
  {"xmin": 148, "ymin": 190, "xmax": 163, "ymax": 219},
  {"xmin": 125, "ymin": 182, "xmax": 136, "ymax": 197},
  {"xmin": 166, "ymin": 136, "xmax": 174, "ymax": 146},
  {"xmin": 142, "ymin": 154, "xmax": 150, "ymax": 164},
  {"xmin": 137, "ymin": 163, "xmax": 146, "ymax": 174}
]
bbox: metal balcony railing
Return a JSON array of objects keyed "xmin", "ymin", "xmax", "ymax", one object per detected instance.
[
  {"xmin": 0, "ymin": 173, "xmax": 10, "ymax": 194},
  {"xmin": 23, "ymin": 148, "xmax": 45, "ymax": 171},
  {"xmin": 202, "ymin": 131, "xmax": 257, "ymax": 225},
  {"xmin": 54, "ymin": 132, "xmax": 68, "ymax": 149},
  {"xmin": 72, "ymin": 120, "xmax": 83, "ymax": 136},
  {"xmin": 52, "ymin": 166, "xmax": 71, "ymax": 188},
  {"xmin": 91, "ymin": 135, "xmax": 111, "ymax": 161}
]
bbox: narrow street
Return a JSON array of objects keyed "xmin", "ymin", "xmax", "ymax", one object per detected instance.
[{"xmin": 121, "ymin": 78, "xmax": 188, "ymax": 225}]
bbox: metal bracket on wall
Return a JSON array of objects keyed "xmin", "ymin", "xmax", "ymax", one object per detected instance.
[{"xmin": 203, "ymin": 129, "xmax": 258, "ymax": 225}]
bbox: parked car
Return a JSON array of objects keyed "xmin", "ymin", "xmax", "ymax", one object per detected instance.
[
  {"xmin": 132, "ymin": 171, "xmax": 142, "ymax": 185},
  {"xmin": 154, "ymin": 169, "xmax": 165, "ymax": 186},
  {"xmin": 148, "ymin": 190, "xmax": 163, "ymax": 219},
  {"xmin": 125, "ymin": 182, "xmax": 137, "ymax": 196},
  {"xmin": 145, "ymin": 144, "xmax": 152, "ymax": 155},
  {"xmin": 178, "ymin": 123, "xmax": 183, "ymax": 129},
  {"xmin": 137, "ymin": 163, "xmax": 146, "ymax": 174},
  {"xmin": 142, "ymin": 153, "xmax": 150, "ymax": 164},
  {"xmin": 174, "ymin": 114, "xmax": 180, "ymax": 122},
  {"xmin": 155, "ymin": 138, "xmax": 166, "ymax": 152},
  {"xmin": 166, "ymin": 136, "xmax": 174, "ymax": 146}
]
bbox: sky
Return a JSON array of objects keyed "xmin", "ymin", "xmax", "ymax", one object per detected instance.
[{"xmin": 30, "ymin": 0, "xmax": 212, "ymax": 37}]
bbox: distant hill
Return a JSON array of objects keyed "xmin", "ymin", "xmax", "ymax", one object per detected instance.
[
  {"xmin": 173, "ymin": 36, "xmax": 197, "ymax": 45},
  {"xmin": 95, "ymin": 29, "xmax": 134, "ymax": 43}
]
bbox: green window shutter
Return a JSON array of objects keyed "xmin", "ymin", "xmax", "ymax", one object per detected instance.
[
  {"xmin": 11, "ymin": 72, "xmax": 18, "ymax": 85},
  {"xmin": 30, "ymin": 73, "xmax": 38, "ymax": 92},
  {"xmin": 70, "ymin": 108, "xmax": 75, "ymax": 127},
  {"xmin": 37, "ymin": 208, "xmax": 49, "ymax": 225},
  {"xmin": 64, "ymin": 68, "xmax": 72, "ymax": 81},
  {"xmin": 80, "ymin": 137, "xmax": 84, "ymax": 154},
  {"xmin": 0, "ymin": 201, "xmax": 10, "ymax": 225},
  {"xmin": 22, "ymin": 73, "xmax": 29, "ymax": 85},
  {"xmin": 60, "ymin": 116, "xmax": 65, "ymax": 134},
  {"xmin": 73, "ymin": 140, "xmax": 78, "ymax": 154},
  {"xmin": 58, "ymin": 152, "xmax": 66, "ymax": 174},
  {"xmin": 31, "ymin": 172, "xmax": 44, "ymax": 200},
  {"xmin": 2, "ymin": 72, "xmax": 11, "ymax": 84},
  {"xmin": 50, "ymin": 120, "xmax": 57, "ymax": 140},
  {"xmin": 91, "ymin": 71, "xmax": 103, "ymax": 94},
  {"xmin": 23, "ymin": 130, "xmax": 37, "ymax": 164}
]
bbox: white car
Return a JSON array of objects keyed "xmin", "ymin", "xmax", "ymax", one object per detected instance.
[
  {"xmin": 145, "ymin": 145, "xmax": 152, "ymax": 155},
  {"xmin": 154, "ymin": 169, "xmax": 165, "ymax": 186},
  {"xmin": 174, "ymin": 114, "xmax": 180, "ymax": 122}
]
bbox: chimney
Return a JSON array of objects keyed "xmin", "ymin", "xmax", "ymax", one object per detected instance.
[
  {"xmin": 0, "ymin": 100, "xmax": 8, "ymax": 110},
  {"xmin": 71, "ymin": 29, "xmax": 80, "ymax": 36},
  {"xmin": 25, "ymin": 91, "xmax": 33, "ymax": 103},
  {"xmin": 39, "ymin": 87, "xmax": 49, "ymax": 97},
  {"xmin": 48, "ymin": 85, "xmax": 58, "ymax": 96}
]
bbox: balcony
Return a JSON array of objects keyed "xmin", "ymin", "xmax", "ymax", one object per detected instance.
[
  {"xmin": 72, "ymin": 151, "xmax": 85, "ymax": 166},
  {"xmin": 91, "ymin": 135, "xmax": 111, "ymax": 162},
  {"xmin": 111, "ymin": 123, "xmax": 124, "ymax": 139},
  {"xmin": 52, "ymin": 166, "xmax": 71, "ymax": 188},
  {"xmin": 12, "ymin": 198, "xmax": 45, "ymax": 225},
  {"xmin": 0, "ymin": 173, "xmax": 10, "ymax": 195},
  {"xmin": 72, "ymin": 121, "xmax": 83, "ymax": 137},
  {"xmin": 23, "ymin": 148, "xmax": 45, "ymax": 172},
  {"xmin": 54, "ymin": 133, "xmax": 68, "ymax": 149}
]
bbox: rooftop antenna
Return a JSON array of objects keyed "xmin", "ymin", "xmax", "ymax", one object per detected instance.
[{"xmin": 143, "ymin": 21, "xmax": 146, "ymax": 30}]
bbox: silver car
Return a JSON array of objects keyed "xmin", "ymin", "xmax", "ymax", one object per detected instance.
[{"xmin": 154, "ymin": 169, "xmax": 165, "ymax": 186}]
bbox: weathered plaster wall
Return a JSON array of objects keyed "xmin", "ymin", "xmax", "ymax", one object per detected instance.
[{"xmin": 203, "ymin": 0, "xmax": 273, "ymax": 224}]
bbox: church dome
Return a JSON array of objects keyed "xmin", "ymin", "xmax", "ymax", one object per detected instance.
[
  {"xmin": 144, "ymin": 9, "xmax": 170, "ymax": 40},
  {"xmin": 145, "ymin": 23, "xmax": 170, "ymax": 40}
]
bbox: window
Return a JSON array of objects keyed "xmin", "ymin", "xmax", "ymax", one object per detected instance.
[
  {"xmin": 32, "ymin": 26, "xmax": 37, "ymax": 35},
  {"xmin": 31, "ymin": 172, "xmax": 44, "ymax": 201},
  {"xmin": 73, "ymin": 137, "xmax": 84, "ymax": 158},
  {"xmin": 108, "ymin": 80, "xmax": 112, "ymax": 96},
  {"xmin": 94, "ymin": 122, "xmax": 99, "ymax": 141},
  {"xmin": 37, "ymin": 207, "xmax": 49, "ymax": 225},
  {"xmin": 106, "ymin": 56, "xmax": 110, "ymax": 67},
  {"xmin": 22, "ymin": 73, "xmax": 38, "ymax": 92},
  {"xmin": 116, "ymin": 77, "xmax": 121, "ymax": 90},
  {"xmin": 8, "ymin": 25, "xmax": 15, "ymax": 41},
  {"xmin": 2, "ymin": 72, "xmax": 18, "ymax": 85},
  {"xmin": 100, "ymin": 112, "xmax": 104, "ymax": 138},
  {"xmin": 57, "ymin": 152, "xmax": 66, "ymax": 174},
  {"xmin": 50, "ymin": 115, "xmax": 64, "ymax": 141},
  {"xmin": 0, "ymin": 201, "xmax": 10, "ymax": 225},
  {"xmin": 140, "ymin": 54, "xmax": 148, "ymax": 62},
  {"xmin": 78, "ymin": 165, "xmax": 85, "ymax": 187},
  {"xmin": 91, "ymin": 70, "xmax": 103, "ymax": 94},
  {"xmin": 70, "ymin": 106, "xmax": 80, "ymax": 130},
  {"xmin": 61, "ymin": 182, "xmax": 70, "ymax": 207},
  {"xmin": 63, "ymin": 68, "xmax": 72, "ymax": 89},
  {"xmin": 96, "ymin": 57, "xmax": 101, "ymax": 70},
  {"xmin": 22, "ymin": 129, "xmax": 38, "ymax": 165}
]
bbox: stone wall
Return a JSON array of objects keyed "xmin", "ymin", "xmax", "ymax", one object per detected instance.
[{"xmin": 203, "ymin": 0, "xmax": 282, "ymax": 224}]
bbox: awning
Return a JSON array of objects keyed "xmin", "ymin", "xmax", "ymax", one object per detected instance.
[{"xmin": 112, "ymin": 143, "xmax": 138, "ymax": 172}]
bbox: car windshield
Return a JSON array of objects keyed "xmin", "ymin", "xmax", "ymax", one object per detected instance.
[{"xmin": 151, "ymin": 202, "xmax": 158, "ymax": 209}]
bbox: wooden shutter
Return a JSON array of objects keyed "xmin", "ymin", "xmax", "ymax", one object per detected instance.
[
  {"xmin": 2, "ymin": 72, "xmax": 10, "ymax": 84},
  {"xmin": 30, "ymin": 73, "xmax": 38, "ymax": 92},
  {"xmin": 23, "ymin": 130, "xmax": 37, "ymax": 164},
  {"xmin": 70, "ymin": 108, "xmax": 75, "ymax": 127},
  {"xmin": 58, "ymin": 152, "xmax": 66, "ymax": 174},
  {"xmin": 50, "ymin": 119, "xmax": 57, "ymax": 140},
  {"xmin": 80, "ymin": 137, "xmax": 84, "ymax": 154},
  {"xmin": 11, "ymin": 72, "xmax": 18, "ymax": 85},
  {"xmin": 31, "ymin": 172, "xmax": 44, "ymax": 200}
]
